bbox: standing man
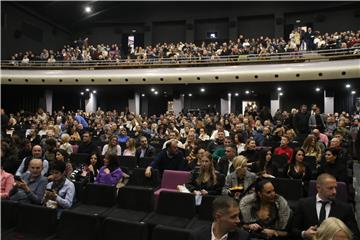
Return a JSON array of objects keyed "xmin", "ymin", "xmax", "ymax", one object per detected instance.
[
  {"xmin": 193, "ymin": 195, "xmax": 249, "ymax": 240},
  {"xmin": 292, "ymin": 173, "xmax": 360, "ymax": 240}
]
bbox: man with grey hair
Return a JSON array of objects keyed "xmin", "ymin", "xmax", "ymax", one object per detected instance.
[{"xmin": 193, "ymin": 195, "xmax": 249, "ymax": 240}]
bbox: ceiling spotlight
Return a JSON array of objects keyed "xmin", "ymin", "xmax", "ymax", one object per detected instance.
[
  {"xmin": 279, "ymin": 92, "xmax": 283, "ymax": 96},
  {"xmin": 80, "ymin": 92, "xmax": 84, "ymax": 95},
  {"xmin": 84, "ymin": 6, "xmax": 92, "ymax": 13},
  {"xmin": 296, "ymin": 19, "xmax": 301, "ymax": 23},
  {"xmin": 228, "ymin": 93, "xmax": 231, "ymax": 96},
  {"xmin": 346, "ymin": 84, "xmax": 351, "ymax": 88},
  {"xmin": 92, "ymin": 90, "xmax": 96, "ymax": 94},
  {"xmin": 188, "ymin": 93, "xmax": 192, "ymax": 97},
  {"xmin": 151, "ymin": 88, "xmax": 155, "ymax": 92},
  {"xmin": 154, "ymin": 91, "xmax": 158, "ymax": 95},
  {"xmin": 277, "ymin": 87, "xmax": 282, "ymax": 91},
  {"xmin": 245, "ymin": 90, "xmax": 250, "ymax": 94},
  {"xmin": 351, "ymin": 91, "xmax": 356, "ymax": 95},
  {"xmin": 315, "ymin": 88, "xmax": 321, "ymax": 92},
  {"xmin": 200, "ymin": 88, "xmax": 205, "ymax": 92},
  {"xmin": 164, "ymin": 91, "xmax": 167, "ymax": 94},
  {"xmin": 132, "ymin": 29, "xmax": 136, "ymax": 33},
  {"xmin": 86, "ymin": 88, "xmax": 89, "ymax": 92},
  {"xmin": 141, "ymin": 94, "xmax": 145, "ymax": 97},
  {"xmin": 235, "ymin": 93, "xmax": 239, "ymax": 97}
]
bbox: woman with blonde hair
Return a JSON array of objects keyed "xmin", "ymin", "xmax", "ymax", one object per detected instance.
[
  {"xmin": 302, "ymin": 134, "xmax": 322, "ymax": 164},
  {"xmin": 222, "ymin": 155, "xmax": 257, "ymax": 199},
  {"xmin": 59, "ymin": 133, "xmax": 73, "ymax": 155},
  {"xmin": 315, "ymin": 217, "xmax": 352, "ymax": 240},
  {"xmin": 122, "ymin": 138, "xmax": 136, "ymax": 156},
  {"xmin": 102, "ymin": 135, "xmax": 121, "ymax": 156}
]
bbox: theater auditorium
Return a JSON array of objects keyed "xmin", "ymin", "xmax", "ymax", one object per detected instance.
[{"xmin": 1, "ymin": 1, "xmax": 360, "ymax": 240}]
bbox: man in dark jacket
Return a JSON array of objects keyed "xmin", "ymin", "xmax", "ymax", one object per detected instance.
[
  {"xmin": 193, "ymin": 195, "xmax": 249, "ymax": 240},
  {"xmin": 293, "ymin": 105, "xmax": 310, "ymax": 136},
  {"xmin": 78, "ymin": 131, "xmax": 99, "ymax": 155},
  {"xmin": 135, "ymin": 136, "xmax": 156, "ymax": 161}
]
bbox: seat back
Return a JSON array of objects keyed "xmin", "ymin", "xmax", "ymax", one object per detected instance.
[
  {"xmin": 1, "ymin": 200, "xmax": 18, "ymax": 231},
  {"xmin": 70, "ymin": 153, "xmax": 89, "ymax": 168},
  {"xmin": 152, "ymin": 225, "xmax": 194, "ymax": 240},
  {"xmin": 198, "ymin": 195, "xmax": 216, "ymax": 221},
  {"xmin": 308, "ymin": 180, "xmax": 348, "ymax": 201},
  {"xmin": 73, "ymin": 178, "xmax": 88, "ymax": 203},
  {"xmin": 270, "ymin": 178, "xmax": 303, "ymax": 201},
  {"xmin": 83, "ymin": 183, "xmax": 117, "ymax": 207},
  {"xmin": 128, "ymin": 168, "xmax": 160, "ymax": 188},
  {"xmin": 117, "ymin": 186, "xmax": 154, "ymax": 212},
  {"xmin": 57, "ymin": 210, "xmax": 99, "ymax": 240},
  {"xmin": 157, "ymin": 191, "xmax": 196, "ymax": 218},
  {"xmin": 160, "ymin": 170, "xmax": 192, "ymax": 189},
  {"xmin": 118, "ymin": 156, "xmax": 137, "ymax": 171},
  {"xmin": 272, "ymin": 154, "xmax": 288, "ymax": 169},
  {"xmin": 102, "ymin": 217, "xmax": 148, "ymax": 240},
  {"xmin": 304, "ymin": 156, "xmax": 317, "ymax": 171},
  {"xmin": 17, "ymin": 203, "xmax": 57, "ymax": 237},
  {"xmin": 138, "ymin": 157, "xmax": 154, "ymax": 168}
]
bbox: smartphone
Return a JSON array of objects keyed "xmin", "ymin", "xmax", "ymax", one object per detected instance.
[{"xmin": 14, "ymin": 175, "xmax": 22, "ymax": 181}]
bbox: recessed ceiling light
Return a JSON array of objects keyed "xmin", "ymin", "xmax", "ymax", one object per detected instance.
[
  {"xmin": 245, "ymin": 90, "xmax": 250, "ymax": 94},
  {"xmin": 80, "ymin": 92, "xmax": 84, "ymax": 95},
  {"xmin": 151, "ymin": 88, "xmax": 155, "ymax": 92},
  {"xmin": 296, "ymin": 19, "xmax": 301, "ymax": 23},
  {"xmin": 154, "ymin": 91, "xmax": 158, "ymax": 95},
  {"xmin": 351, "ymin": 91, "xmax": 356, "ymax": 95},
  {"xmin": 279, "ymin": 92, "xmax": 283, "ymax": 96},
  {"xmin": 85, "ymin": 6, "xmax": 92, "ymax": 13},
  {"xmin": 188, "ymin": 93, "xmax": 192, "ymax": 97},
  {"xmin": 277, "ymin": 87, "xmax": 282, "ymax": 91},
  {"xmin": 235, "ymin": 93, "xmax": 239, "ymax": 96},
  {"xmin": 228, "ymin": 93, "xmax": 231, "ymax": 96},
  {"xmin": 200, "ymin": 88, "xmax": 205, "ymax": 92},
  {"xmin": 132, "ymin": 29, "xmax": 136, "ymax": 33},
  {"xmin": 315, "ymin": 88, "xmax": 321, "ymax": 92},
  {"xmin": 141, "ymin": 94, "xmax": 145, "ymax": 97},
  {"xmin": 346, "ymin": 84, "xmax": 351, "ymax": 88},
  {"xmin": 92, "ymin": 90, "xmax": 96, "ymax": 94}
]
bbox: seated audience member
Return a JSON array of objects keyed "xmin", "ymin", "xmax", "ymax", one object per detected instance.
[
  {"xmin": 210, "ymin": 123, "xmax": 230, "ymax": 140},
  {"xmin": 198, "ymin": 127, "xmax": 210, "ymax": 141},
  {"xmin": 43, "ymin": 160, "xmax": 75, "ymax": 209},
  {"xmin": 77, "ymin": 131, "xmax": 99, "ymax": 155},
  {"xmin": 122, "ymin": 138, "xmax": 136, "ymax": 156},
  {"xmin": 302, "ymin": 134, "xmax": 323, "ymax": 165},
  {"xmin": 216, "ymin": 145, "xmax": 237, "ymax": 177},
  {"xmin": 16, "ymin": 145, "xmax": 49, "ymax": 177},
  {"xmin": 1, "ymin": 162, "xmax": 15, "ymax": 199},
  {"xmin": 207, "ymin": 129, "xmax": 225, "ymax": 154},
  {"xmin": 185, "ymin": 152, "xmax": 223, "ymax": 196},
  {"xmin": 234, "ymin": 133, "xmax": 246, "ymax": 154},
  {"xmin": 193, "ymin": 195, "xmax": 249, "ymax": 240},
  {"xmin": 212, "ymin": 136, "xmax": 233, "ymax": 162},
  {"xmin": 187, "ymin": 147, "xmax": 206, "ymax": 171},
  {"xmin": 59, "ymin": 133, "xmax": 73, "ymax": 155},
  {"xmin": 135, "ymin": 136, "xmax": 156, "ymax": 161},
  {"xmin": 222, "ymin": 156, "xmax": 257, "ymax": 200},
  {"xmin": 240, "ymin": 179, "xmax": 291, "ymax": 239},
  {"xmin": 48, "ymin": 149, "xmax": 73, "ymax": 180},
  {"xmin": 318, "ymin": 148, "xmax": 348, "ymax": 184},
  {"xmin": 117, "ymin": 127, "xmax": 130, "ymax": 145},
  {"xmin": 43, "ymin": 138, "xmax": 57, "ymax": 163},
  {"xmin": 145, "ymin": 140, "xmax": 187, "ymax": 178},
  {"xmin": 102, "ymin": 135, "xmax": 121, "ymax": 156},
  {"xmin": 312, "ymin": 129, "xmax": 329, "ymax": 148},
  {"xmin": 96, "ymin": 154, "xmax": 123, "ymax": 185},
  {"xmin": 274, "ymin": 135, "xmax": 294, "ymax": 163},
  {"xmin": 292, "ymin": 173, "xmax": 360, "ymax": 240},
  {"xmin": 284, "ymin": 148, "xmax": 311, "ymax": 183},
  {"xmin": 251, "ymin": 149, "xmax": 278, "ymax": 178},
  {"xmin": 10, "ymin": 159, "xmax": 48, "ymax": 204},
  {"xmin": 161, "ymin": 130, "xmax": 185, "ymax": 150},
  {"xmin": 314, "ymin": 217, "xmax": 353, "ymax": 240},
  {"xmin": 1, "ymin": 140, "xmax": 21, "ymax": 175},
  {"xmin": 70, "ymin": 153, "xmax": 98, "ymax": 183},
  {"xmin": 240, "ymin": 138, "xmax": 260, "ymax": 164}
]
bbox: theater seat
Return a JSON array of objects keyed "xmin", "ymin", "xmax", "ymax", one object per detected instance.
[
  {"xmin": 270, "ymin": 178, "xmax": 303, "ymax": 210},
  {"xmin": 1, "ymin": 200, "xmax": 18, "ymax": 234},
  {"xmin": 154, "ymin": 170, "xmax": 192, "ymax": 201},
  {"xmin": 102, "ymin": 217, "xmax": 148, "ymax": 240},
  {"xmin": 152, "ymin": 225, "xmax": 194, "ymax": 240},
  {"xmin": 128, "ymin": 168, "xmax": 160, "ymax": 189},
  {"xmin": 118, "ymin": 156, "xmax": 137, "ymax": 174},
  {"xmin": 70, "ymin": 153, "xmax": 89, "ymax": 168},
  {"xmin": 308, "ymin": 180, "xmax": 347, "ymax": 202},
  {"xmin": 186, "ymin": 195, "xmax": 216, "ymax": 230}
]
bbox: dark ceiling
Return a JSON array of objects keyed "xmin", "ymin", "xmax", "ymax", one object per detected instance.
[{"xmin": 3, "ymin": 1, "xmax": 358, "ymax": 33}]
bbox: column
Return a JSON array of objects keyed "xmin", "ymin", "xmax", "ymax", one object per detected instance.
[
  {"xmin": 44, "ymin": 90, "xmax": 53, "ymax": 114},
  {"xmin": 220, "ymin": 98, "xmax": 228, "ymax": 115},
  {"xmin": 227, "ymin": 93, "xmax": 232, "ymax": 114},
  {"xmin": 324, "ymin": 90, "xmax": 334, "ymax": 114},
  {"xmin": 134, "ymin": 92, "xmax": 140, "ymax": 115},
  {"xmin": 85, "ymin": 92, "xmax": 97, "ymax": 113},
  {"xmin": 140, "ymin": 95, "xmax": 149, "ymax": 116},
  {"xmin": 185, "ymin": 19, "xmax": 195, "ymax": 43},
  {"xmin": 173, "ymin": 95, "xmax": 185, "ymax": 115}
]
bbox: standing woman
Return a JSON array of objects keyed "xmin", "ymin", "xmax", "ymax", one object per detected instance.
[
  {"xmin": 96, "ymin": 154, "xmax": 123, "ymax": 186},
  {"xmin": 102, "ymin": 135, "xmax": 121, "ymax": 156},
  {"xmin": 185, "ymin": 152, "xmax": 223, "ymax": 196}
]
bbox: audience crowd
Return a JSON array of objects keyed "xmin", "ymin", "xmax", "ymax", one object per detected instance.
[
  {"xmin": 1, "ymin": 102, "xmax": 360, "ymax": 239},
  {"xmin": 8, "ymin": 28, "xmax": 360, "ymax": 65}
]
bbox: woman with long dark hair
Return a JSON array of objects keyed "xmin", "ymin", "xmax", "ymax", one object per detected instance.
[{"xmin": 251, "ymin": 149, "xmax": 278, "ymax": 178}]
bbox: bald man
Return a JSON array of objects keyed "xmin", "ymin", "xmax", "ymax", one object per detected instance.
[
  {"xmin": 10, "ymin": 158, "xmax": 48, "ymax": 205},
  {"xmin": 15, "ymin": 145, "xmax": 49, "ymax": 176}
]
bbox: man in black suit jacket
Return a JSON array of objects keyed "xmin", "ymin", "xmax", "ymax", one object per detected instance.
[
  {"xmin": 292, "ymin": 173, "xmax": 360, "ymax": 240},
  {"xmin": 135, "ymin": 136, "xmax": 156, "ymax": 161},
  {"xmin": 216, "ymin": 146, "xmax": 236, "ymax": 177},
  {"xmin": 193, "ymin": 196, "xmax": 249, "ymax": 240}
]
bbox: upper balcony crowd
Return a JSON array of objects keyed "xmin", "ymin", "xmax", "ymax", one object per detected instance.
[{"xmin": 7, "ymin": 28, "xmax": 360, "ymax": 66}]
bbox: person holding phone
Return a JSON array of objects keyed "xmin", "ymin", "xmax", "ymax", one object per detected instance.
[{"xmin": 9, "ymin": 158, "xmax": 48, "ymax": 204}]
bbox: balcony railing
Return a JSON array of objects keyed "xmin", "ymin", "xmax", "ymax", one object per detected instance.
[{"xmin": 1, "ymin": 47, "xmax": 359, "ymax": 70}]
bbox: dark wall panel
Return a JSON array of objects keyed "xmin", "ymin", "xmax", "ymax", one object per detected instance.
[
  {"xmin": 152, "ymin": 21, "xmax": 186, "ymax": 44},
  {"xmin": 195, "ymin": 18, "xmax": 229, "ymax": 42},
  {"xmin": 237, "ymin": 15, "xmax": 275, "ymax": 38}
]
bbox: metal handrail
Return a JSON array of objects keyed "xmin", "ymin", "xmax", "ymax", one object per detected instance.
[{"xmin": 1, "ymin": 46, "xmax": 359, "ymax": 69}]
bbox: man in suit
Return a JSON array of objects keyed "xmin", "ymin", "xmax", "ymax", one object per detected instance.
[
  {"xmin": 216, "ymin": 145, "xmax": 237, "ymax": 177},
  {"xmin": 292, "ymin": 173, "xmax": 360, "ymax": 240},
  {"xmin": 193, "ymin": 195, "xmax": 249, "ymax": 240}
]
